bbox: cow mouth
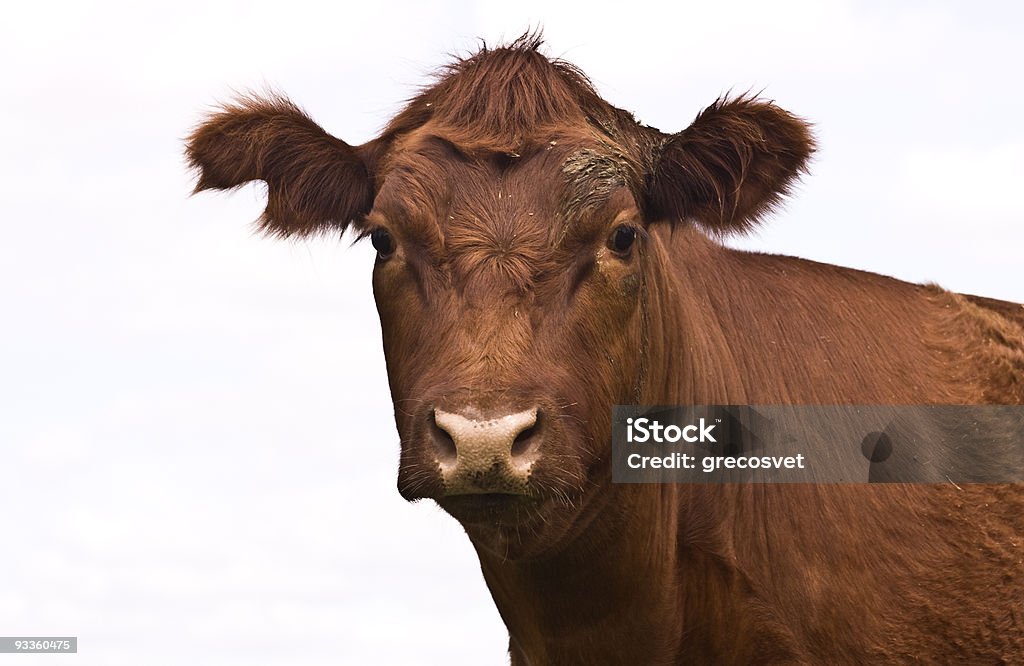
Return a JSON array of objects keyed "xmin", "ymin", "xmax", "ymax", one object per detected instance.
[{"xmin": 437, "ymin": 493, "xmax": 543, "ymax": 527}]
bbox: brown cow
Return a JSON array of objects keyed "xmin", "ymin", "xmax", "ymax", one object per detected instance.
[{"xmin": 186, "ymin": 34, "xmax": 1024, "ymax": 664}]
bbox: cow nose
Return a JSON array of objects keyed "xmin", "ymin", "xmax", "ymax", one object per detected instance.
[{"xmin": 431, "ymin": 407, "xmax": 540, "ymax": 495}]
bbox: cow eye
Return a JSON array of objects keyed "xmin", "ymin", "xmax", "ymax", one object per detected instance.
[
  {"xmin": 370, "ymin": 228, "xmax": 395, "ymax": 258},
  {"xmin": 608, "ymin": 225, "xmax": 637, "ymax": 255}
]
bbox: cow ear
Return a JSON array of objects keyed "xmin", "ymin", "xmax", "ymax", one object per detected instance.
[
  {"xmin": 186, "ymin": 94, "xmax": 374, "ymax": 237},
  {"xmin": 645, "ymin": 95, "xmax": 814, "ymax": 234}
]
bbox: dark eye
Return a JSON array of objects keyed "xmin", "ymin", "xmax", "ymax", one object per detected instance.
[
  {"xmin": 370, "ymin": 228, "xmax": 395, "ymax": 257},
  {"xmin": 608, "ymin": 225, "xmax": 637, "ymax": 255}
]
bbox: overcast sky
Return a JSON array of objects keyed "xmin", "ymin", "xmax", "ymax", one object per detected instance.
[{"xmin": 1, "ymin": 1, "xmax": 1021, "ymax": 664}]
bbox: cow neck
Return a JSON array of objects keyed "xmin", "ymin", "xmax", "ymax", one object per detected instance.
[
  {"xmin": 643, "ymin": 226, "xmax": 751, "ymax": 405},
  {"xmin": 474, "ymin": 482, "xmax": 684, "ymax": 665},
  {"xmin": 641, "ymin": 231, "xmax": 816, "ymax": 660}
]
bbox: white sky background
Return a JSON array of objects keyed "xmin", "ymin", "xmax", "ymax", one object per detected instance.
[{"xmin": 0, "ymin": 1, "xmax": 1021, "ymax": 664}]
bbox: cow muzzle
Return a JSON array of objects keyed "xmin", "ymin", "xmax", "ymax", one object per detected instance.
[{"xmin": 430, "ymin": 406, "xmax": 540, "ymax": 496}]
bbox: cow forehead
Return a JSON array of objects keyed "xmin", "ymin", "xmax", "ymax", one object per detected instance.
[
  {"xmin": 376, "ymin": 132, "xmax": 639, "ymax": 238},
  {"xmin": 371, "ymin": 136, "xmax": 639, "ymax": 295}
]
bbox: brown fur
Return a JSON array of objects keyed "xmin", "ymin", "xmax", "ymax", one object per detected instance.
[
  {"xmin": 185, "ymin": 93, "xmax": 373, "ymax": 236},
  {"xmin": 186, "ymin": 35, "xmax": 1024, "ymax": 665}
]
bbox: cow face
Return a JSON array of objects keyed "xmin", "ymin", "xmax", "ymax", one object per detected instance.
[
  {"xmin": 366, "ymin": 132, "xmax": 648, "ymax": 557},
  {"xmin": 186, "ymin": 45, "xmax": 812, "ymax": 560}
]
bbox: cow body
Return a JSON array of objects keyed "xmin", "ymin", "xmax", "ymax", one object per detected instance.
[{"xmin": 187, "ymin": 34, "xmax": 1024, "ymax": 664}]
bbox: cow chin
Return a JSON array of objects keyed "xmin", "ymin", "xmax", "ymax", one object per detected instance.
[
  {"xmin": 397, "ymin": 461, "xmax": 587, "ymax": 560},
  {"xmin": 397, "ymin": 454, "xmax": 592, "ymax": 560},
  {"xmin": 395, "ymin": 438, "xmax": 593, "ymax": 557},
  {"xmin": 436, "ymin": 493, "xmax": 577, "ymax": 560}
]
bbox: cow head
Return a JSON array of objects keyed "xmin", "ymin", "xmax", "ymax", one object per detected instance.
[{"xmin": 186, "ymin": 37, "xmax": 813, "ymax": 559}]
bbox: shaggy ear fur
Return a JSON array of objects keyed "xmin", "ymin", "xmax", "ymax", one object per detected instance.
[
  {"xmin": 185, "ymin": 94, "xmax": 373, "ymax": 237},
  {"xmin": 645, "ymin": 95, "xmax": 814, "ymax": 234}
]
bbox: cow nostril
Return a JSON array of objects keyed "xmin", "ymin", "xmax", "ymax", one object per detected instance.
[
  {"xmin": 511, "ymin": 413, "xmax": 541, "ymax": 458},
  {"xmin": 430, "ymin": 411, "xmax": 457, "ymax": 463}
]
